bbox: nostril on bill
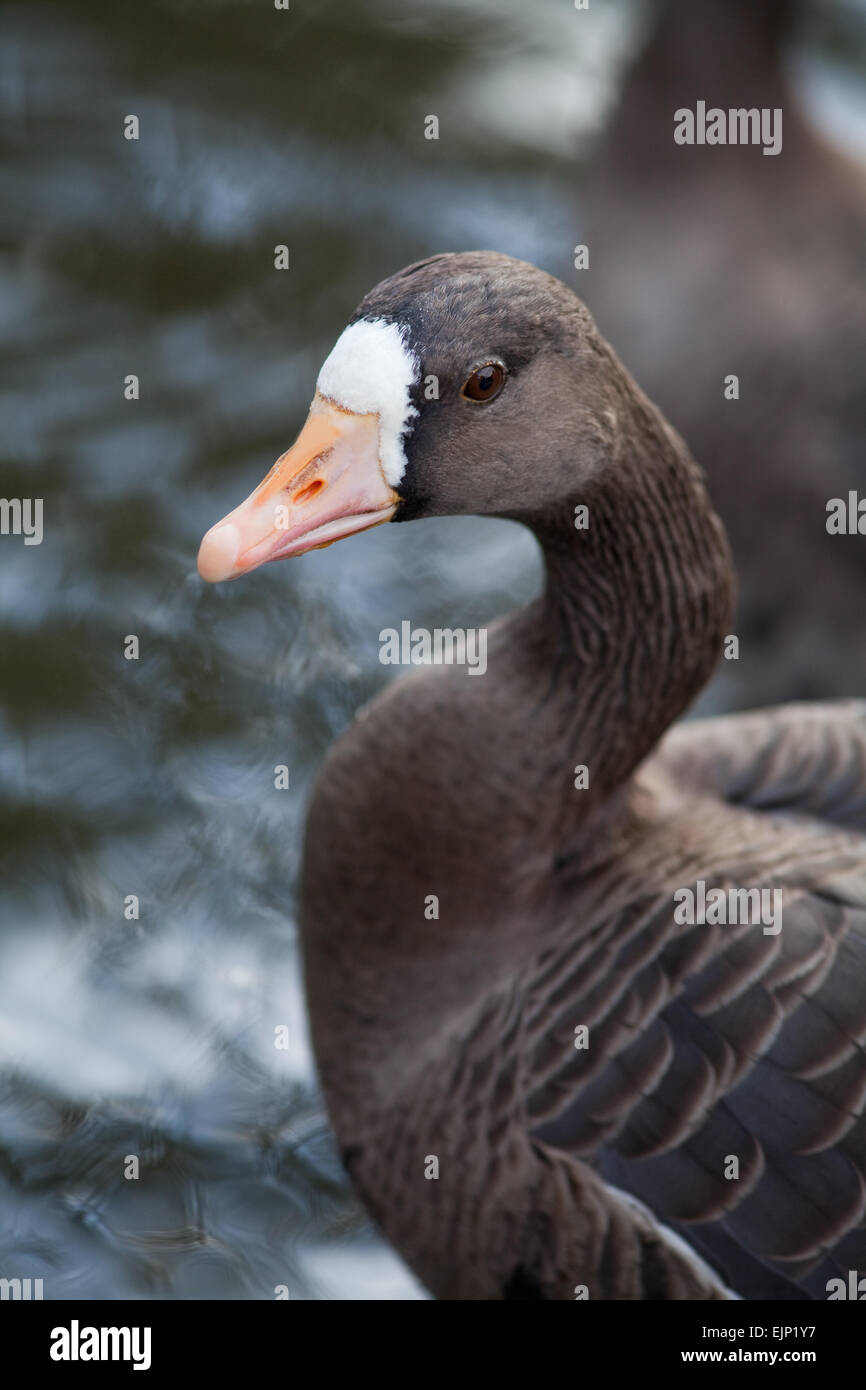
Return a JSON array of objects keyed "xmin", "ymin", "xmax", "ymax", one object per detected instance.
[{"xmin": 293, "ymin": 479, "xmax": 325, "ymax": 506}]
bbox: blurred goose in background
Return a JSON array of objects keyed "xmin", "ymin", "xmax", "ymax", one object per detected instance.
[
  {"xmin": 585, "ymin": 0, "xmax": 866, "ymax": 707},
  {"xmin": 199, "ymin": 252, "xmax": 866, "ymax": 1299}
]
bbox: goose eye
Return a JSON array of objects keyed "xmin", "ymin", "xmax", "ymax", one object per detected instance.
[{"xmin": 461, "ymin": 361, "xmax": 506, "ymax": 403}]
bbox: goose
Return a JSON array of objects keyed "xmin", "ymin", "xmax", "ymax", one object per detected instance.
[
  {"xmin": 585, "ymin": 0, "xmax": 866, "ymax": 707},
  {"xmin": 197, "ymin": 252, "xmax": 866, "ymax": 1300}
]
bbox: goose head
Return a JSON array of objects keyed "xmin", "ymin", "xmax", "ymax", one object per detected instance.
[{"xmin": 197, "ymin": 251, "xmax": 623, "ymax": 581}]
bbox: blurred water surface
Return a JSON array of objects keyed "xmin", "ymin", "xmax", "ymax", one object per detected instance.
[{"xmin": 0, "ymin": 0, "xmax": 864, "ymax": 1298}]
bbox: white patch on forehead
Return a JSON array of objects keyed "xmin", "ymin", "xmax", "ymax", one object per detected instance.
[{"xmin": 316, "ymin": 317, "xmax": 419, "ymax": 487}]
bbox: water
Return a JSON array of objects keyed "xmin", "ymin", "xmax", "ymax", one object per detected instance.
[{"xmin": 0, "ymin": 0, "xmax": 864, "ymax": 1299}]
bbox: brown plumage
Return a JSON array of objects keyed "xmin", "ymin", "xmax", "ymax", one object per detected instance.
[
  {"xmin": 584, "ymin": 0, "xmax": 866, "ymax": 707},
  {"xmin": 200, "ymin": 252, "xmax": 866, "ymax": 1299}
]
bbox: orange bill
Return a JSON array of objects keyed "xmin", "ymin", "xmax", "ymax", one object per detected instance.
[{"xmin": 197, "ymin": 395, "xmax": 399, "ymax": 582}]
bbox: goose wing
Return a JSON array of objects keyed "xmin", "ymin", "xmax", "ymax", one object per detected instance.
[{"xmin": 526, "ymin": 701, "xmax": 866, "ymax": 1298}]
